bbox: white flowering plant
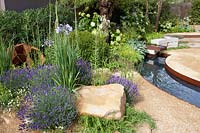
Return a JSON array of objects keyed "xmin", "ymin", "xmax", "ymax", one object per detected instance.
[
  {"xmin": 78, "ymin": 12, "xmax": 102, "ymax": 33},
  {"xmin": 110, "ymin": 29, "xmax": 124, "ymax": 45}
]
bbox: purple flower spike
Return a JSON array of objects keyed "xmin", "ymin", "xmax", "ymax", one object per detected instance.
[{"xmin": 106, "ymin": 75, "xmax": 139, "ymax": 103}]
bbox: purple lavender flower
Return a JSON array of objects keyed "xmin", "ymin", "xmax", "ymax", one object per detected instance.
[
  {"xmin": 17, "ymin": 86, "xmax": 77, "ymax": 131},
  {"xmin": 75, "ymin": 58, "xmax": 92, "ymax": 85},
  {"xmin": 106, "ymin": 75, "xmax": 139, "ymax": 103}
]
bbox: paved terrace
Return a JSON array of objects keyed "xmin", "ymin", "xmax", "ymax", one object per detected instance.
[{"xmin": 135, "ymin": 48, "xmax": 200, "ymax": 133}]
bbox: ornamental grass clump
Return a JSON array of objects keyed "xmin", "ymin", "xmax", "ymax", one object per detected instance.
[
  {"xmin": 106, "ymin": 75, "xmax": 139, "ymax": 103},
  {"xmin": 76, "ymin": 58, "xmax": 92, "ymax": 85},
  {"xmin": 17, "ymin": 86, "xmax": 77, "ymax": 131}
]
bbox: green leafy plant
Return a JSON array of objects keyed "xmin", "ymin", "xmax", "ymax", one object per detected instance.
[
  {"xmin": 117, "ymin": 45, "xmax": 143, "ymax": 65},
  {"xmin": 78, "ymin": 104, "xmax": 156, "ymax": 133},
  {"xmin": 190, "ymin": 0, "xmax": 200, "ymax": 25},
  {"xmin": 69, "ymin": 31, "xmax": 110, "ymax": 68},
  {"xmin": 0, "ymin": 82, "xmax": 26, "ymax": 111},
  {"xmin": 146, "ymin": 32, "xmax": 165, "ymax": 44},
  {"xmin": 127, "ymin": 40, "xmax": 147, "ymax": 60},
  {"xmin": 54, "ymin": 34, "xmax": 79, "ymax": 91},
  {"xmin": 0, "ymin": 41, "xmax": 11, "ymax": 75},
  {"xmin": 0, "ymin": 3, "xmax": 74, "ymax": 46}
]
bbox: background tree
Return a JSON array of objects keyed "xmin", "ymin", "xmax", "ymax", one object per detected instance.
[{"xmin": 155, "ymin": 0, "xmax": 163, "ymax": 32}]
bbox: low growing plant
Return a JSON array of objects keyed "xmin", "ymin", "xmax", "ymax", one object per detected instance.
[
  {"xmin": 18, "ymin": 86, "xmax": 77, "ymax": 131},
  {"xmin": 78, "ymin": 104, "xmax": 155, "ymax": 133},
  {"xmin": 127, "ymin": 39, "xmax": 147, "ymax": 60}
]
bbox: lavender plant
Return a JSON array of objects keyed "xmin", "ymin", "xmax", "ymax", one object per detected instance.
[
  {"xmin": 106, "ymin": 75, "xmax": 139, "ymax": 103},
  {"xmin": 17, "ymin": 86, "xmax": 77, "ymax": 131},
  {"xmin": 76, "ymin": 58, "xmax": 92, "ymax": 85},
  {"xmin": 0, "ymin": 65, "xmax": 57, "ymax": 110},
  {"xmin": 0, "ymin": 68, "xmax": 32, "ymax": 91}
]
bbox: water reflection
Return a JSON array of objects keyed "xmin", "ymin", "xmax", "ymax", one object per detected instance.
[{"xmin": 141, "ymin": 57, "xmax": 200, "ymax": 108}]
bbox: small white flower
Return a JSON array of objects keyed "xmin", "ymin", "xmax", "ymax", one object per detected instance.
[
  {"xmin": 90, "ymin": 22, "xmax": 96, "ymax": 27},
  {"xmin": 116, "ymin": 29, "xmax": 120, "ymax": 34},
  {"xmin": 110, "ymin": 41, "xmax": 114, "ymax": 45},
  {"xmin": 99, "ymin": 24, "xmax": 103, "ymax": 29},
  {"xmin": 86, "ymin": 14, "xmax": 90, "ymax": 18},
  {"xmin": 116, "ymin": 36, "xmax": 121, "ymax": 42}
]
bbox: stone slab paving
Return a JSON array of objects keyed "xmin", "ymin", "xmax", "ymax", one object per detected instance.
[{"xmin": 135, "ymin": 74, "xmax": 200, "ymax": 133}]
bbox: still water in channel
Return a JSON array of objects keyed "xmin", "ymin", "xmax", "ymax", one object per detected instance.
[{"xmin": 140, "ymin": 57, "xmax": 200, "ymax": 108}]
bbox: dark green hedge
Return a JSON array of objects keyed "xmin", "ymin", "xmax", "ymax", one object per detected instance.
[
  {"xmin": 190, "ymin": 0, "xmax": 200, "ymax": 24},
  {"xmin": 0, "ymin": 4, "xmax": 74, "ymax": 47}
]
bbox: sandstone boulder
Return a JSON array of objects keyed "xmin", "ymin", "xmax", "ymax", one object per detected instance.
[{"xmin": 76, "ymin": 84, "xmax": 126, "ymax": 120}]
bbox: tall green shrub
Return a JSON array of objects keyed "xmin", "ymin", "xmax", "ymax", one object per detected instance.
[
  {"xmin": 0, "ymin": 4, "xmax": 74, "ymax": 47},
  {"xmin": 190, "ymin": 0, "xmax": 200, "ymax": 24},
  {"xmin": 0, "ymin": 40, "xmax": 11, "ymax": 75},
  {"xmin": 69, "ymin": 31, "xmax": 110, "ymax": 68}
]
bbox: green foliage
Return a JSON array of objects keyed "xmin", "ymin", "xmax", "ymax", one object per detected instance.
[
  {"xmin": 78, "ymin": 104, "xmax": 156, "ymax": 133},
  {"xmin": 0, "ymin": 40, "xmax": 11, "ymax": 75},
  {"xmin": 127, "ymin": 40, "xmax": 147, "ymax": 60},
  {"xmin": 0, "ymin": 83, "xmax": 12, "ymax": 109},
  {"xmin": 0, "ymin": 83, "xmax": 26, "ymax": 110},
  {"xmin": 54, "ymin": 34, "xmax": 79, "ymax": 91},
  {"xmin": 146, "ymin": 32, "xmax": 165, "ymax": 44},
  {"xmin": 69, "ymin": 31, "xmax": 110, "ymax": 68},
  {"xmin": 117, "ymin": 45, "xmax": 143, "ymax": 65},
  {"xmin": 0, "ymin": 4, "xmax": 74, "ymax": 46},
  {"xmin": 190, "ymin": 0, "xmax": 200, "ymax": 24},
  {"xmin": 44, "ymin": 45, "xmax": 56, "ymax": 65},
  {"xmin": 121, "ymin": 10, "xmax": 149, "ymax": 40},
  {"xmin": 78, "ymin": 12, "xmax": 101, "ymax": 32}
]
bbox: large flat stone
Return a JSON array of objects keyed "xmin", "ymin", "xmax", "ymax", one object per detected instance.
[{"xmin": 76, "ymin": 84, "xmax": 126, "ymax": 120}]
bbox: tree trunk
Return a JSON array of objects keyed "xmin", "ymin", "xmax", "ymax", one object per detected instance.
[
  {"xmin": 155, "ymin": 0, "xmax": 163, "ymax": 32},
  {"xmin": 99, "ymin": 0, "xmax": 113, "ymax": 20},
  {"xmin": 145, "ymin": 0, "xmax": 149, "ymax": 21}
]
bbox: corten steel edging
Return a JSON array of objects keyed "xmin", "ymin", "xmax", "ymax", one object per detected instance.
[
  {"xmin": 165, "ymin": 61, "xmax": 200, "ymax": 88},
  {"xmin": 181, "ymin": 35, "xmax": 200, "ymax": 38}
]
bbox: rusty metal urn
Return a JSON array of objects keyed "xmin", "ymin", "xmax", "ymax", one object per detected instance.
[{"xmin": 12, "ymin": 43, "xmax": 43, "ymax": 66}]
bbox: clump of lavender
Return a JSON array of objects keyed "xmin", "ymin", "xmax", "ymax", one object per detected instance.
[
  {"xmin": 0, "ymin": 68, "xmax": 32, "ymax": 91},
  {"xmin": 75, "ymin": 58, "xmax": 92, "ymax": 85},
  {"xmin": 55, "ymin": 24, "xmax": 73, "ymax": 35},
  {"xmin": 17, "ymin": 86, "xmax": 77, "ymax": 131},
  {"xmin": 106, "ymin": 75, "xmax": 139, "ymax": 103},
  {"xmin": 17, "ymin": 65, "xmax": 77, "ymax": 131},
  {"xmin": 0, "ymin": 65, "xmax": 56, "ymax": 91}
]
